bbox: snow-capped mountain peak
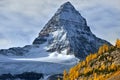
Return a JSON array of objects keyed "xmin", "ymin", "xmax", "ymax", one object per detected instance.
[
  {"xmin": 0, "ymin": 2, "xmax": 111, "ymax": 59},
  {"xmin": 33, "ymin": 2, "xmax": 111, "ymax": 59},
  {"xmin": 54, "ymin": 1, "xmax": 85, "ymax": 24},
  {"xmin": 0, "ymin": 2, "xmax": 111, "ymax": 78}
]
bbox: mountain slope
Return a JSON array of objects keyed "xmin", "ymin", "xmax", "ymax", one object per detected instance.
[
  {"xmin": 33, "ymin": 2, "xmax": 111, "ymax": 59},
  {"xmin": 63, "ymin": 40, "xmax": 120, "ymax": 80},
  {"xmin": 0, "ymin": 43, "xmax": 78, "ymax": 76},
  {"xmin": 0, "ymin": 1, "xmax": 112, "ymax": 78},
  {"xmin": 107, "ymin": 71, "xmax": 120, "ymax": 80},
  {"xmin": 0, "ymin": 2, "xmax": 111, "ymax": 59}
]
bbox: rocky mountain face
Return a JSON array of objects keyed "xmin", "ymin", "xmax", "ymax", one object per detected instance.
[
  {"xmin": 33, "ymin": 2, "xmax": 111, "ymax": 59},
  {"xmin": 0, "ymin": 2, "xmax": 111, "ymax": 59},
  {"xmin": 0, "ymin": 2, "xmax": 113, "ymax": 80}
]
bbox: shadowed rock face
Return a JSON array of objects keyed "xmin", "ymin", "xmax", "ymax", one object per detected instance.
[
  {"xmin": 0, "ymin": 2, "xmax": 111, "ymax": 59},
  {"xmin": 0, "ymin": 47, "xmax": 28, "ymax": 56},
  {"xmin": 33, "ymin": 2, "xmax": 111, "ymax": 59}
]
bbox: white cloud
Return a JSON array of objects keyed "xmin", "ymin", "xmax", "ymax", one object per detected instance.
[
  {"xmin": 0, "ymin": 0, "xmax": 120, "ymax": 48},
  {"xmin": 0, "ymin": 39, "xmax": 11, "ymax": 49}
]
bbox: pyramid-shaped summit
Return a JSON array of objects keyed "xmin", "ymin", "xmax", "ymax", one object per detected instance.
[
  {"xmin": 54, "ymin": 1, "xmax": 84, "ymax": 22},
  {"xmin": 33, "ymin": 2, "xmax": 111, "ymax": 59}
]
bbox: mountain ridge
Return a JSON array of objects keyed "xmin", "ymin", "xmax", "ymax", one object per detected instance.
[
  {"xmin": 0, "ymin": 2, "xmax": 111, "ymax": 59},
  {"xmin": 0, "ymin": 1, "xmax": 114, "ymax": 79},
  {"xmin": 33, "ymin": 1, "xmax": 111, "ymax": 58},
  {"xmin": 0, "ymin": 1, "xmax": 111, "ymax": 59}
]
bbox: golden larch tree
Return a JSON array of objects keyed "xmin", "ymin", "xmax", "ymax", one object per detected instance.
[{"xmin": 115, "ymin": 39, "xmax": 120, "ymax": 48}]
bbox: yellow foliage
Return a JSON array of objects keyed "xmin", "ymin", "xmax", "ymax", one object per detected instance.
[
  {"xmin": 69, "ymin": 68, "xmax": 74, "ymax": 74},
  {"xmin": 107, "ymin": 56, "xmax": 112, "ymax": 61},
  {"xmin": 110, "ymin": 63, "xmax": 117, "ymax": 71},
  {"xmin": 83, "ymin": 66, "xmax": 92, "ymax": 75},
  {"xmin": 115, "ymin": 39, "xmax": 120, "ymax": 48},
  {"xmin": 108, "ymin": 71, "xmax": 120, "ymax": 80},
  {"xmin": 97, "ymin": 74, "xmax": 105, "ymax": 80},
  {"xmin": 63, "ymin": 70, "xmax": 68, "ymax": 80},
  {"xmin": 75, "ymin": 71, "xmax": 79, "ymax": 79},
  {"xmin": 98, "ymin": 46, "xmax": 103, "ymax": 54},
  {"xmin": 99, "ymin": 63, "xmax": 106, "ymax": 71},
  {"xmin": 81, "ymin": 61, "xmax": 86, "ymax": 67},
  {"xmin": 98, "ymin": 44, "xmax": 109, "ymax": 55},
  {"xmin": 86, "ymin": 53, "xmax": 97, "ymax": 64},
  {"xmin": 63, "ymin": 39, "xmax": 120, "ymax": 80}
]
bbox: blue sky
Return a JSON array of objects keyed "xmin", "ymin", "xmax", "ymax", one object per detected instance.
[{"xmin": 0, "ymin": 0, "xmax": 120, "ymax": 49}]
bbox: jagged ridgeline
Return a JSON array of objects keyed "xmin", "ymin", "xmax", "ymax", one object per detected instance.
[
  {"xmin": 63, "ymin": 39, "xmax": 120, "ymax": 80},
  {"xmin": 33, "ymin": 2, "xmax": 111, "ymax": 59},
  {"xmin": 0, "ymin": 2, "xmax": 111, "ymax": 59},
  {"xmin": 0, "ymin": 1, "xmax": 114, "ymax": 79}
]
